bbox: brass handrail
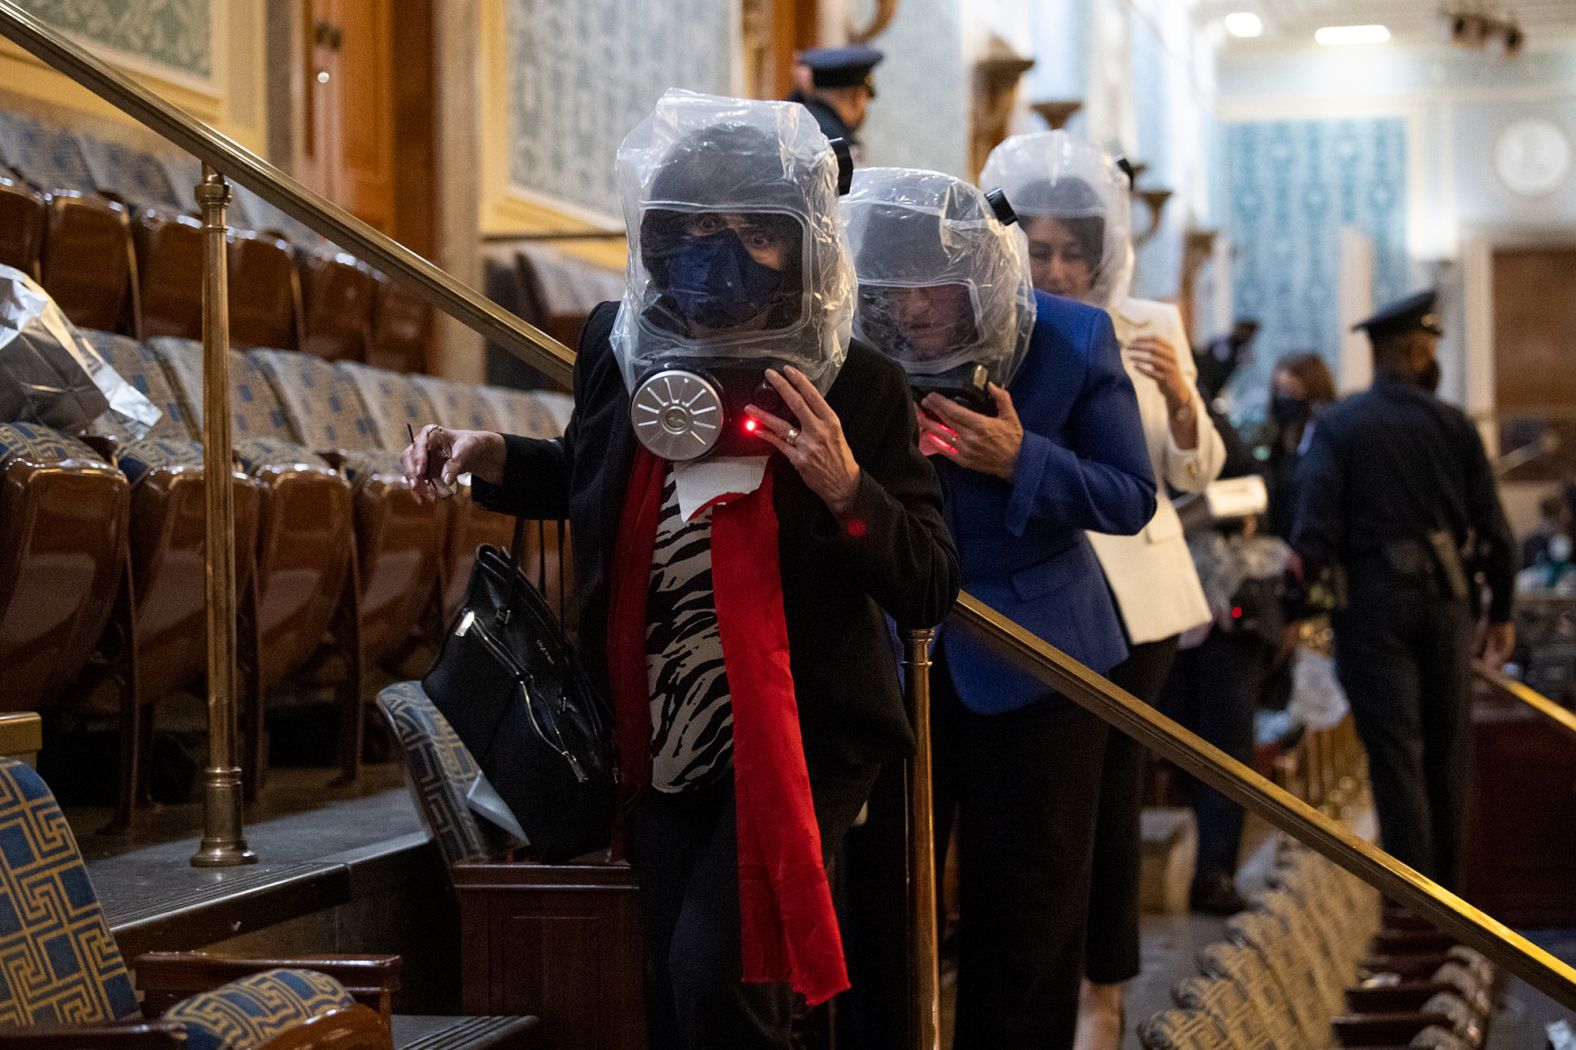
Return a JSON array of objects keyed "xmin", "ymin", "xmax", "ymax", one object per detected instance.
[
  {"xmin": 950, "ymin": 593, "xmax": 1576, "ymax": 1011},
  {"xmin": 0, "ymin": 0, "xmax": 574, "ymax": 387},
  {"xmin": 6, "ymin": 0, "xmax": 1575, "ymax": 1011},
  {"xmin": 1474, "ymin": 662, "xmax": 1576, "ymax": 743}
]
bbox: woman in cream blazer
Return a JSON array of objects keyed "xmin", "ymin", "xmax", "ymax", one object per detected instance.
[{"xmin": 982, "ymin": 131, "xmax": 1224, "ymax": 1050}]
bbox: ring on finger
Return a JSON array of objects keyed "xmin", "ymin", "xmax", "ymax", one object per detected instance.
[{"xmin": 785, "ymin": 426, "xmax": 800, "ymax": 446}]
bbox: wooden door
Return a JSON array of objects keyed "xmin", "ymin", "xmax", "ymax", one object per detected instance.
[
  {"xmin": 334, "ymin": 0, "xmax": 394, "ymax": 230},
  {"xmin": 1493, "ymin": 245, "xmax": 1576, "ymax": 413},
  {"xmin": 1491, "ymin": 245, "xmax": 1576, "ymax": 480},
  {"xmin": 299, "ymin": 0, "xmax": 401, "ymax": 235}
]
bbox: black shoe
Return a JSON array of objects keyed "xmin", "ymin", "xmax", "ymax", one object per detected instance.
[{"xmin": 1190, "ymin": 871, "xmax": 1248, "ymax": 916}]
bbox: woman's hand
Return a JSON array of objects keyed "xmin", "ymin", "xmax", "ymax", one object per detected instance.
[
  {"xmin": 919, "ymin": 384, "xmax": 1023, "ymax": 481},
  {"xmin": 1129, "ymin": 334, "xmax": 1199, "ymax": 450},
  {"xmin": 743, "ymin": 366, "xmax": 862, "ymax": 518},
  {"xmin": 400, "ymin": 425, "xmax": 507, "ymax": 504},
  {"xmin": 1128, "ymin": 335, "xmax": 1191, "ymax": 412}
]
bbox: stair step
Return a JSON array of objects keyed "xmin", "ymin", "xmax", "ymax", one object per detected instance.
[{"xmin": 393, "ymin": 1015, "xmax": 540, "ymax": 1049}]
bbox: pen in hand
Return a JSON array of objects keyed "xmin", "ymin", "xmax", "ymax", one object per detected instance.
[{"xmin": 407, "ymin": 423, "xmax": 454, "ymax": 497}]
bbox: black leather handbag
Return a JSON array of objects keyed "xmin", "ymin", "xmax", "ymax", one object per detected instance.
[{"xmin": 423, "ymin": 521, "xmax": 615, "ymax": 863}]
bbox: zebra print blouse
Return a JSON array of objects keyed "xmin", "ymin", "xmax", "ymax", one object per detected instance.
[{"xmin": 645, "ymin": 473, "xmax": 735, "ymax": 793}]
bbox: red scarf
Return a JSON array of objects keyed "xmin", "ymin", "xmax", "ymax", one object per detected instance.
[{"xmin": 606, "ymin": 447, "xmax": 849, "ymax": 1006}]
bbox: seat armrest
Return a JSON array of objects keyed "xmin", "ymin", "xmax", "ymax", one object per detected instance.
[
  {"xmin": 0, "ymin": 1021, "xmax": 185, "ymax": 1047},
  {"xmin": 1331, "ymin": 1011, "xmax": 1452, "ymax": 1046},
  {"xmin": 1361, "ymin": 953, "xmax": 1453, "ymax": 980},
  {"xmin": 1345, "ymin": 982, "xmax": 1456, "ymax": 1014},
  {"xmin": 135, "ymin": 951, "xmax": 401, "ymax": 1023},
  {"xmin": 1372, "ymin": 930, "xmax": 1457, "ymax": 954}
]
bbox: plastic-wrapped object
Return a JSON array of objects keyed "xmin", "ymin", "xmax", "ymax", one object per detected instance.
[
  {"xmin": 0, "ymin": 265, "xmax": 157, "ymax": 438},
  {"xmin": 841, "ymin": 167, "xmax": 1034, "ymax": 412},
  {"xmin": 610, "ymin": 90, "xmax": 855, "ymax": 460},
  {"xmin": 980, "ymin": 131, "xmax": 1133, "ymax": 309}
]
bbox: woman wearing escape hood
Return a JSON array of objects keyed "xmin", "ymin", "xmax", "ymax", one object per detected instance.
[
  {"xmin": 982, "ymin": 131, "xmax": 1225, "ymax": 1050},
  {"xmin": 842, "ymin": 166, "xmax": 1155, "ymax": 1048},
  {"xmin": 401, "ymin": 91, "xmax": 957, "ymax": 1050}
]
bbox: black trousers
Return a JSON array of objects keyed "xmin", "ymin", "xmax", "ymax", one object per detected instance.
[
  {"xmin": 1333, "ymin": 577, "xmax": 1473, "ymax": 889},
  {"xmin": 932, "ymin": 642, "xmax": 1109, "ymax": 1050},
  {"xmin": 629, "ymin": 761, "xmax": 877, "ymax": 1050},
  {"xmin": 1083, "ymin": 635, "xmax": 1179, "ymax": 985},
  {"xmin": 1159, "ymin": 631, "xmax": 1273, "ymax": 880}
]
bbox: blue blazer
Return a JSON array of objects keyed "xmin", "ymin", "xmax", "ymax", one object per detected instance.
[{"xmin": 937, "ymin": 290, "xmax": 1156, "ymax": 714}]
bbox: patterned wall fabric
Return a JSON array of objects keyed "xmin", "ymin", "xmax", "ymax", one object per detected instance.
[
  {"xmin": 0, "ymin": 113, "xmax": 96, "ymax": 195},
  {"xmin": 248, "ymin": 350, "xmax": 378, "ymax": 453},
  {"xmin": 412, "ymin": 376, "xmax": 503, "ymax": 434},
  {"xmin": 29, "ymin": 0, "xmax": 212, "ymax": 79},
  {"xmin": 1223, "ymin": 118, "xmax": 1409, "ymax": 408},
  {"xmin": 378, "ymin": 681, "xmax": 501, "ymax": 867},
  {"xmin": 0, "ymin": 759, "xmax": 138, "ymax": 1026},
  {"xmin": 0, "ymin": 422, "xmax": 109, "ymax": 471},
  {"xmin": 159, "ymin": 967, "xmax": 355, "ymax": 1050},
  {"xmin": 505, "ymin": 0, "xmax": 735, "ymax": 215},
  {"xmin": 854, "ymin": 0, "xmax": 969, "ymax": 175},
  {"xmin": 335, "ymin": 362, "xmax": 439, "ymax": 451}
]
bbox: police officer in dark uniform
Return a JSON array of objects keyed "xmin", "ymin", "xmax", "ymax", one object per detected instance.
[
  {"xmin": 1290, "ymin": 290, "xmax": 1516, "ymax": 889},
  {"xmin": 787, "ymin": 45, "xmax": 883, "ymax": 159}
]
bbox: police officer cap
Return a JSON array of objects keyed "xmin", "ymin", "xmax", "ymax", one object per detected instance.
[
  {"xmin": 1352, "ymin": 288, "xmax": 1442, "ymax": 341},
  {"xmin": 800, "ymin": 45, "xmax": 884, "ymax": 95}
]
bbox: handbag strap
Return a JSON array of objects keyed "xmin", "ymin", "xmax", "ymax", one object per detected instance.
[{"xmin": 510, "ymin": 514, "xmax": 527, "ymax": 574}]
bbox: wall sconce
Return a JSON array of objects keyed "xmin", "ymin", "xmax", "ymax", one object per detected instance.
[
  {"xmin": 971, "ymin": 38, "xmax": 1036, "ymax": 178},
  {"xmin": 1133, "ymin": 188, "xmax": 1174, "ymax": 247},
  {"xmin": 1180, "ymin": 228, "xmax": 1221, "ymax": 343},
  {"xmin": 1029, "ymin": 99, "xmax": 1082, "ymax": 130},
  {"xmin": 848, "ymin": 0, "xmax": 900, "ymax": 45}
]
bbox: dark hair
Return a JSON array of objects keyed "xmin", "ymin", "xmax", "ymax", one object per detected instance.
[
  {"xmin": 1273, "ymin": 351, "xmax": 1337, "ymax": 405},
  {"xmin": 1015, "ymin": 176, "xmax": 1105, "ymax": 274}
]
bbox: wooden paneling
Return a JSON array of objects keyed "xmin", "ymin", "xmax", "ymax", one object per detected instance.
[
  {"xmin": 298, "ymin": 0, "xmax": 416, "ymax": 238},
  {"xmin": 335, "ymin": 0, "xmax": 394, "ymax": 231},
  {"xmin": 1463, "ymin": 696, "xmax": 1576, "ymax": 926},
  {"xmin": 1492, "ymin": 246, "xmax": 1576, "ymax": 414},
  {"xmin": 455, "ymin": 861, "xmax": 646, "ymax": 1050}
]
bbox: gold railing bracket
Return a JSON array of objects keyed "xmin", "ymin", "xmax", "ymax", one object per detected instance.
[{"xmin": 190, "ymin": 163, "xmax": 255, "ymax": 869}]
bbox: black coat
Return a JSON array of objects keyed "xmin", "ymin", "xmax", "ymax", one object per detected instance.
[
  {"xmin": 1291, "ymin": 376, "xmax": 1516, "ymax": 622},
  {"xmin": 473, "ymin": 302, "xmax": 959, "ymax": 768}
]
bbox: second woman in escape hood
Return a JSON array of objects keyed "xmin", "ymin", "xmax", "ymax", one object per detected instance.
[{"xmin": 843, "ymin": 163, "xmax": 1155, "ymax": 1048}]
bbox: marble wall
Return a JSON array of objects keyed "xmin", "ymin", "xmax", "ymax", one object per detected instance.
[{"xmin": 851, "ymin": 0, "xmax": 969, "ymax": 176}]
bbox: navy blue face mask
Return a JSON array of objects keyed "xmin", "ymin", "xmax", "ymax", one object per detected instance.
[{"xmin": 664, "ymin": 229, "xmax": 785, "ymax": 332}]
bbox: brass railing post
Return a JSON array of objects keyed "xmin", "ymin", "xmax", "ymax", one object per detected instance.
[
  {"xmin": 191, "ymin": 164, "xmax": 256, "ymax": 868},
  {"xmin": 902, "ymin": 628, "xmax": 940, "ymax": 1050}
]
